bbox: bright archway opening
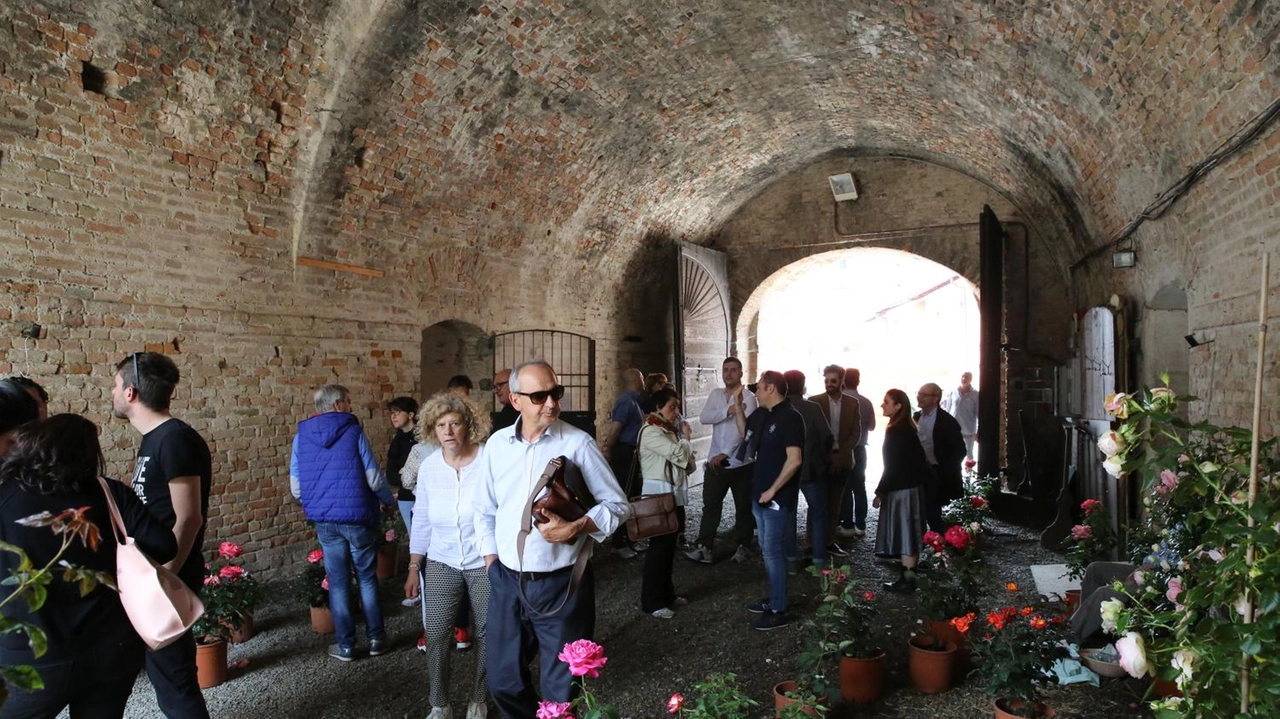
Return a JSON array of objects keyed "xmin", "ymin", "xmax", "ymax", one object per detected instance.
[{"xmin": 736, "ymin": 247, "xmax": 981, "ymax": 477}]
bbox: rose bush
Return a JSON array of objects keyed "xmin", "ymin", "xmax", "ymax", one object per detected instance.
[{"xmin": 1062, "ymin": 498, "xmax": 1117, "ymax": 581}]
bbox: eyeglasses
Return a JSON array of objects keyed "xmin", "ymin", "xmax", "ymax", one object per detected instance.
[{"xmin": 512, "ymin": 385, "xmax": 565, "ymax": 405}]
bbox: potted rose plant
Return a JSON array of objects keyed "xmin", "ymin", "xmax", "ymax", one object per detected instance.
[
  {"xmin": 296, "ymin": 547, "xmax": 334, "ymax": 633},
  {"xmin": 918, "ymin": 524, "xmax": 988, "ymax": 677},
  {"xmin": 1096, "ymin": 381, "xmax": 1280, "ymax": 718},
  {"xmin": 944, "ymin": 462, "xmax": 996, "ymax": 530},
  {"xmin": 206, "ymin": 541, "xmax": 264, "ymax": 642},
  {"xmin": 800, "ymin": 564, "xmax": 885, "ymax": 703},
  {"xmin": 969, "ymin": 589, "xmax": 1068, "ymax": 719},
  {"xmin": 667, "ymin": 673, "xmax": 758, "ymax": 719},
  {"xmin": 193, "ymin": 563, "xmax": 245, "ymax": 689}
]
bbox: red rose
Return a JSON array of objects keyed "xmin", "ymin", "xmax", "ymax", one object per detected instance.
[
  {"xmin": 1081, "ymin": 499, "xmax": 1103, "ymax": 513},
  {"xmin": 923, "ymin": 530, "xmax": 946, "ymax": 552},
  {"xmin": 218, "ymin": 541, "xmax": 243, "ymax": 559},
  {"xmin": 943, "ymin": 525, "xmax": 970, "ymax": 550},
  {"xmin": 969, "ymin": 496, "xmax": 987, "ymax": 508},
  {"xmin": 307, "ymin": 549, "xmax": 324, "ymax": 564},
  {"xmin": 219, "ymin": 565, "xmax": 245, "ymax": 581}
]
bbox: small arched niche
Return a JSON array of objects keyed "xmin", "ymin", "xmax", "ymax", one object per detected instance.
[{"xmin": 421, "ymin": 320, "xmax": 493, "ymax": 408}]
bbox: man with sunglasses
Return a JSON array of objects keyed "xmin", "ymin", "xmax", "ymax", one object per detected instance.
[
  {"xmin": 111, "ymin": 352, "xmax": 212, "ymax": 719},
  {"xmin": 474, "ymin": 361, "xmax": 629, "ymax": 719}
]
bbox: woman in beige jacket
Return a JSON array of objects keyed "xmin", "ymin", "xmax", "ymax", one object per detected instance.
[{"xmin": 637, "ymin": 387, "xmax": 696, "ymax": 618}]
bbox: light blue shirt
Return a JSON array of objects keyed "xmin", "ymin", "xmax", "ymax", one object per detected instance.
[{"xmin": 473, "ymin": 419, "xmax": 630, "ymax": 572}]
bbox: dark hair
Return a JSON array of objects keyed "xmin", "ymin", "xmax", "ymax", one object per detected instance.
[
  {"xmin": 758, "ymin": 370, "xmax": 787, "ymax": 397},
  {"xmin": 446, "ymin": 375, "xmax": 473, "ymax": 391},
  {"xmin": 0, "ymin": 379, "xmax": 40, "ymax": 435},
  {"xmin": 114, "ymin": 352, "xmax": 179, "ymax": 411},
  {"xmin": 649, "ymin": 387, "xmax": 681, "ymax": 411},
  {"xmin": 0, "ymin": 414, "xmax": 105, "ymax": 494},
  {"xmin": 884, "ymin": 389, "xmax": 914, "ymax": 428},
  {"xmin": 723, "ymin": 357, "xmax": 742, "ymax": 370},
  {"xmin": 782, "ymin": 369, "xmax": 806, "ymax": 397},
  {"xmin": 387, "ymin": 396, "xmax": 420, "ymax": 415},
  {"xmin": 844, "ymin": 368, "xmax": 861, "ymax": 390},
  {"xmin": 822, "ymin": 365, "xmax": 845, "ymax": 382},
  {"xmin": 644, "ymin": 373, "xmax": 669, "ymax": 394},
  {"xmin": 7, "ymin": 376, "xmax": 48, "ymax": 403}
]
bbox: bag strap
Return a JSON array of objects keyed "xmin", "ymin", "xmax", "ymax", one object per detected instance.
[
  {"xmin": 97, "ymin": 477, "xmax": 130, "ymax": 545},
  {"xmin": 516, "ymin": 457, "xmax": 592, "ymax": 618}
]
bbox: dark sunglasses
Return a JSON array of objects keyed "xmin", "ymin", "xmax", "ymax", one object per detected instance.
[{"xmin": 512, "ymin": 385, "xmax": 565, "ymax": 405}]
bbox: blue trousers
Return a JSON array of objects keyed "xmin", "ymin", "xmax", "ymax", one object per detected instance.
[
  {"xmin": 315, "ymin": 522, "xmax": 384, "ymax": 650},
  {"xmin": 753, "ymin": 502, "xmax": 792, "ymax": 613},
  {"xmin": 487, "ymin": 562, "xmax": 595, "ymax": 719},
  {"xmin": 785, "ymin": 482, "xmax": 828, "ymax": 564}
]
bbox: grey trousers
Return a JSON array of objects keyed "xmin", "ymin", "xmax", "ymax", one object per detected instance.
[{"xmin": 422, "ymin": 560, "xmax": 490, "ymax": 707}]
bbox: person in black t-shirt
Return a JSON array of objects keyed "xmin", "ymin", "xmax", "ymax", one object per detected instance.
[
  {"xmin": 111, "ymin": 351, "xmax": 212, "ymax": 719},
  {"xmin": 743, "ymin": 370, "xmax": 804, "ymax": 632}
]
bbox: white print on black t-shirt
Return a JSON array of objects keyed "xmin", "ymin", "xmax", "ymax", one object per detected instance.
[{"xmin": 131, "ymin": 456, "xmax": 152, "ymax": 504}]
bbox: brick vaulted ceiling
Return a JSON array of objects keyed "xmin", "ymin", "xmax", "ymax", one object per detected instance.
[{"xmin": 17, "ymin": 0, "xmax": 1280, "ymax": 289}]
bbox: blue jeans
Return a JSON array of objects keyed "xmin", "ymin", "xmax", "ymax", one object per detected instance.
[
  {"xmin": 315, "ymin": 522, "xmax": 384, "ymax": 650},
  {"xmin": 753, "ymin": 502, "xmax": 792, "ymax": 613},
  {"xmin": 784, "ymin": 482, "xmax": 828, "ymax": 564}
]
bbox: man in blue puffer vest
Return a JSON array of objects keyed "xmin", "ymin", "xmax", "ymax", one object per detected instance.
[{"xmin": 290, "ymin": 384, "xmax": 397, "ymax": 662}]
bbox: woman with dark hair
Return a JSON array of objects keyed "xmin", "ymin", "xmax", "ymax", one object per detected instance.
[
  {"xmin": 637, "ymin": 387, "xmax": 695, "ymax": 618},
  {"xmin": 0, "ymin": 414, "xmax": 177, "ymax": 718},
  {"xmin": 872, "ymin": 389, "xmax": 930, "ymax": 593},
  {"xmin": 0, "ymin": 378, "xmax": 40, "ymax": 458}
]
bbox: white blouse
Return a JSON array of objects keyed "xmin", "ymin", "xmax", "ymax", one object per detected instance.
[{"xmin": 409, "ymin": 444, "xmax": 485, "ymax": 571}]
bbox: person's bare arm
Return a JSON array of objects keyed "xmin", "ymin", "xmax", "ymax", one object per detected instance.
[
  {"xmin": 757, "ymin": 446, "xmax": 802, "ymax": 505},
  {"xmin": 164, "ymin": 476, "xmax": 203, "ymax": 573}
]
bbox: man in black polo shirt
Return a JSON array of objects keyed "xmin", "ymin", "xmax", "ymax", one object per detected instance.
[{"xmin": 740, "ymin": 370, "xmax": 804, "ymax": 631}]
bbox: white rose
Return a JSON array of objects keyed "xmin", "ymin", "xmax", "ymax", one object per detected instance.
[
  {"xmin": 1100, "ymin": 598, "xmax": 1124, "ymax": 634},
  {"xmin": 969, "ymin": 522, "xmax": 981, "ymax": 533},
  {"xmin": 1097, "ymin": 431, "xmax": 1125, "ymax": 457},
  {"xmin": 1116, "ymin": 632, "xmax": 1151, "ymax": 678},
  {"xmin": 1171, "ymin": 649, "xmax": 1196, "ymax": 690},
  {"xmin": 1103, "ymin": 455, "xmax": 1126, "ymax": 478}
]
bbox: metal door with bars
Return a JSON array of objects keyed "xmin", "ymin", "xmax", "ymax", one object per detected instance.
[{"xmin": 492, "ymin": 330, "xmax": 597, "ymax": 437}]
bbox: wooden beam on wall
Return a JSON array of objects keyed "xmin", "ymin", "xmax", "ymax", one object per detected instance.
[{"xmin": 296, "ymin": 256, "xmax": 384, "ymax": 278}]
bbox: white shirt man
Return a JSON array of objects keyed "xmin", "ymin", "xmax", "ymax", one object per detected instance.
[
  {"xmin": 686, "ymin": 357, "xmax": 759, "ymax": 563},
  {"xmin": 473, "ymin": 361, "xmax": 628, "ymax": 719},
  {"xmin": 941, "ymin": 371, "xmax": 980, "ymax": 459}
]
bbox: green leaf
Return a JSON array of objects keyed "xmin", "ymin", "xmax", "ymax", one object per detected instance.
[
  {"xmin": 1242, "ymin": 634, "xmax": 1262, "ymax": 655},
  {"xmin": 22, "ymin": 582, "xmax": 47, "ymax": 613},
  {"xmin": 25, "ymin": 625, "xmax": 47, "ymax": 659},
  {"xmin": 0, "ymin": 663, "xmax": 44, "ymax": 692}
]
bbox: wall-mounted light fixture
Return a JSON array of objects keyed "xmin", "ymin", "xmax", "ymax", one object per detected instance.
[
  {"xmin": 1184, "ymin": 334, "xmax": 1215, "ymax": 348},
  {"xmin": 828, "ymin": 172, "xmax": 858, "ymax": 202},
  {"xmin": 1112, "ymin": 250, "xmax": 1137, "ymax": 268}
]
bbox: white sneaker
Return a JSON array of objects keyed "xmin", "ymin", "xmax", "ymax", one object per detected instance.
[
  {"xmin": 466, "ymin": 703, "xmax": 488, "ymax": 719},
  {"xmin": 651, "ymin": 608, "xmax": 676, "ymax": 619},
  {"xmin": 427, "ymin": 707, "xmax": 454, "ymax": 719},
  {"xmin": 731, "ymin": 546, "xmax": 753, "ymax": 563},
  {"xmin": 684, "ymin": 546, "xmax": 713, "ymax": 564},
  {"xmin": 402, "ymin": 595, "xmax": 421, "ymax": 607}
]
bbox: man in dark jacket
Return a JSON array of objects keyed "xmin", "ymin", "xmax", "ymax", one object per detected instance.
[
  {"xmin": 782, "ymin": 370, "xmax": 834, "ymax": 565},
  {"xmin": 914, "ymin": 383, "xmax": 966, "ymax": 532},
  {"xmin": 290, "ymin": 384, "xmax": 396, "ymax": 662}
]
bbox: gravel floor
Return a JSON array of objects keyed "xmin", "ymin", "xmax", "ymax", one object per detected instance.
[{"xmin": 115, "ymin": 485, "xmax": 1156, "ymax": 719}]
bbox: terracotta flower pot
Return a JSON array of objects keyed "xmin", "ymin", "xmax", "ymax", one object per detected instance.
[
  {"xmin": 1063, "ymin": 589, "xmax": 1081, "ymax": 615},
  {"xmin": 994, "ymin": 698, "xmax": 1056, "ymax": 719},
  {"xmin": 839, "ymin": 653, "xmax": 886, "ymax": 702},
  {"xmin": 928, "ymin": 619, "xmax": 973, "ymax": 677},
  {"xmin": 907, "ymin": 635, "xmax": 957, "ymax": 694},
  {"xmin": 195, "ymin": 640, "xmax": 228, "ymax": 689},
  {"xmin": 229, "ymin": 614, "xmax": 254, "ymax": 644},
  {"xmin": 772, "ymin": 681, "xmax": 823, "ymax": 718},
  {"xmin": 310, "ymin": 606, "xmax": 335, "ymax": 634},
  {"xmin": 376, "ymin": 543, "xmax": 398, "ymax": 580}
]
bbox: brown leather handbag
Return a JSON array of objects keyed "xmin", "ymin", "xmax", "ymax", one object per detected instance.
[
  {"xmin": 531, "ymin": 456, "xmax": 596, "ymax": 524},
  {"xmin": 626, "ymin": 492, "xmax": 679, "ymax": 541}
]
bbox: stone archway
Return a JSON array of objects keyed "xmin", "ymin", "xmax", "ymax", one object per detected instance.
[{"xmin": 420, "ymin": 320, "xmax": 493, "ymax": 408}]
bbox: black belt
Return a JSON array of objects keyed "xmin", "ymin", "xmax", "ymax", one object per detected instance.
[{"xmin": 502, "ymin": 563, "xmax": 573, "ymax": 581}]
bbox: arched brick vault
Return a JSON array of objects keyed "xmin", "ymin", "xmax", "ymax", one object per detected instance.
[{"xmin": 3, "ymin": 0, "xmax": 1279, "ymax": 574}]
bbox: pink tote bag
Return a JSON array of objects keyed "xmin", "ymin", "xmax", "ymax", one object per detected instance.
[{"xmin": 98, "ymin": 477, "xmax": 204, "ymax": 650}]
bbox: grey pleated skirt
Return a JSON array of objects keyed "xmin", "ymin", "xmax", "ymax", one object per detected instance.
[{"xmin": 875, "ymin": 486, "xmax": 925, "ymax": 557}]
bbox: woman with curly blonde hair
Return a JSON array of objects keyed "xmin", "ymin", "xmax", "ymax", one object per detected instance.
[{"xmin": 404, "ymin": 392, "xmax": 492, "ymax": 719}]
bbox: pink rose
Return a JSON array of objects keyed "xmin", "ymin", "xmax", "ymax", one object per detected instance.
[
  {"xmin": 307, "ymin": 549, "xmax": 324, "ymax": 564},
  {"xmin": 203, "ymin": 574, "xmax": 220, "ymax": 586},
  {"xmin": 1081, "ymin": 499, "xmax": 1103, "ymax": 513},
  {"xmin": 536, "ymin": 702, "xmax": 573, "ymax": 719},
  {"xmin": 220, "ymin": 565, "xmax": 246, "ymax": 581},
  {"xmin": 557, "ymin": 639, "xmax": 607, "ymax": 678},
  {"xmin": 943, "ymin": 525, "xmax": 971, "ymax": 550},
  {"xmin": 1070, "ymin": 524, "xmax": 1092, "ymax": 541},
  {"xmin": 1159, "ymin": 469, "xmax": 1178, "ymax": 493},
  {"xmin": 1166, "ymin": 576, "xmax": 1183, "ymax": 604},
  {"xmin": 385, "ymin": 529, "xmax": 397, "ymax": 542},
  {"xmin": 862, "ymin": 591, "xmax": 875, "ymax": 601},
  {"xmin": 321, "ymin": 576, "xmax": 330, "ymax": 591},
  {"xmin": 667, "ymin": 693, "xmax": 684, "ymax": 714},
  {"xmin": 219, "ymin": 541, "xmax": 244, "ymax": 559}
]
